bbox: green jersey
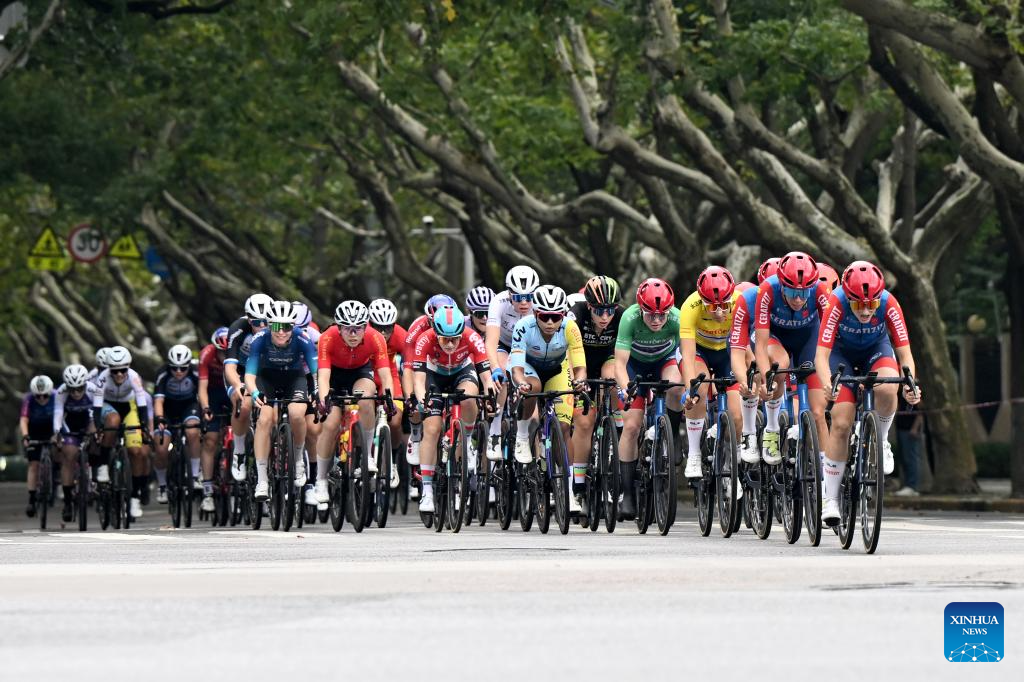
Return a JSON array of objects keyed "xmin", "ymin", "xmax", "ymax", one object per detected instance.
[{"xmin": 614, "ymin": 304, "xmax": 682, "ymax": 362}]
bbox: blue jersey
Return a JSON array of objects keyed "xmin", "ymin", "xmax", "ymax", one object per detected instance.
[
  {"xmin": 509, "ymin": 316, "xmax": 585, "ymax": 373},
  {"xmin": 819, "ymin": 289, "xmax": 910, "ymax": 353},
  {"xmin": 21, "ymin": 392, "xmax": 55, "ymax": 429},
  {"xmin": 245, "ymin": 331, "xmax": 319, "ymax": 375},
  {"xmin": 755, "ymin": 274, "xmax": 830, "ymax": 335}
]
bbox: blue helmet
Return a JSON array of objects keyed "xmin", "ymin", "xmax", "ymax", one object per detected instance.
[
  {"xmin": 424, "ymin": 294, "xmax": 456, "ymax": 316},
  {"xmin": 432, "ymin": 305, "xmax": 465, "ymax": 337},
  {"xmin": 211, "ymin": 326, "xmax": 230, "ymax": 350}
]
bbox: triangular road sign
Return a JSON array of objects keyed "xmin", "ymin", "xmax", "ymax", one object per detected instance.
[
  {"xmin": 29, "ymin": 227, "xmax": 63, "ymax": 257},
  {"xmin": 108, "ymin": 233, "xmax": 142, "ymax": 259}
]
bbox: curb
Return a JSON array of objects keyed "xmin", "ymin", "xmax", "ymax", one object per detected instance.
[{"xmin": 885, "ymin": 496, "xmax": 1024, "ymax": 513}]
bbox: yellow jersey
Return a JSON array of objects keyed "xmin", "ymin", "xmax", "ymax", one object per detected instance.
[{"xmin": 679, "ymin": 290, "xmax": 740, "ymax": 351}]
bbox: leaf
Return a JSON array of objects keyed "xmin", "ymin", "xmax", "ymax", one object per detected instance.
[{"xmin": 441, "ymin": 0, "xmax": 457, "ymax": 23}]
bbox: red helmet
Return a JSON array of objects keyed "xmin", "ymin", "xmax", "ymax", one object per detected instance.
[
  {"xmin": 757, "ymin": 257, "xmax": 780, "ymax": 284},
  {"xmin": 736, "ymin": 281, "xmax": 756, "ymax": 293},
  {"xmin": 636, "ymin": 278, "xmax": 674, "ymax": 313},
  {"xmin": 777, "ymin": 251, "xmax": 819, "ymax": 289},
  {"xmin": 841, "ymin": 261, "xmax": 885, "ymax": 302},
  {"xmin": 696, "ymin": 266, "xmax": 736, "ymax": 305},
  {"xmin": 818, "ymin": 263, "xmax": 839, "ymax": 292}
]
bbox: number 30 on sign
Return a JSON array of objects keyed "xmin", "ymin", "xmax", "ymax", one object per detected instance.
[{"xmin": 67, "ymin": 224, "xmax": 107, "ymax": 263}]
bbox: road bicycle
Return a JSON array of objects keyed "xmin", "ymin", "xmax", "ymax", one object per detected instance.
[
  {"xmin": 687, "ymin": 374, "xmax": 740, "ymax": 538},
  {"xmin": 96, "ymin": 424, "xmax": 144, "ymax": 531},
  {"xmin": 629, "ymin": 380, "xmax": 685, "ymax": 535},
  {"xmin": 829, "ymin": 364, "xmax": 918, "ymax": 553},
  {"xmin": 27, "ymin": 440, "xmax": 55, "ymax": 530},
  {"xmin": 160, "ymin": 419, "xmax": 202, "ymax": 529},
  {"xmin": 583, "ymin": 378, "xmax": 620, "ymax": 533}
]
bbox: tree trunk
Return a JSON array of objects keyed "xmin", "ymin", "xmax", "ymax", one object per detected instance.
[
  {"xmin": 900, "ymin": 273, "xmax": 980, "ymax": 493},
  {"xmin": 1007, "ymin": 252, "xmax": 1024, "ymax": 498}
]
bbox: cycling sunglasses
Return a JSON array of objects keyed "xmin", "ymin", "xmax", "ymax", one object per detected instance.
[
  {"xmin": 170, "ymin": 364, "xmax": 190, "ymax": 372},
  {"xmin": 270, "ymin": 322, "xmax": 294, "ymax": 333},
  {"xmin": 248, "ymin": 318, "xmax": 268, "ymax": 328},
  {"xmin": 642, "ymin": 311, "xmax": 668, "ymax": 321},
  {"xmin": 536, "ymin": 312, "xmax": 564, "ymax": 324},
  {"xmin": 781, "ymin": 285, "xmax": 813, "ymax": 301},
  {"xmin": 510, "ymin": 293, "xmax": 534, "ymax": 303},
  {"xmin": 110, "ymin": 368, "xmax": 128, "ymax": 375},
  {"xmin": 589, "ymin": 305, "xmax": 616, "ymax": 317},
  {"xmin": 68, "ymin": 386, "xmax": 86, "ymax": 393},
  {"xmin": 851, "ymin": 298, "xmax": 881, "ymax": 314},
  {"xmin": 471, "ymin": 311, "xmax": 488, "ymax": 319},
  {"xmin": 438, "ymin": 335, "xmax": 461, "ymax": 344},
  {"xmin": 371, "ymin": 323, "xmax": 395, "ymax": 335},
  {"xmin": 341, "ymin": 325, "xmax": 365, "ymax": 335},
  {"xmin": 702, "ymin": 300, "xmax": 733, "ymax": 313}
]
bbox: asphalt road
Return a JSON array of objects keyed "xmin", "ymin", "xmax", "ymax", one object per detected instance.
[{"xmin": 0, "ymin": 483, "xmax": 1021, "ymax": 681}]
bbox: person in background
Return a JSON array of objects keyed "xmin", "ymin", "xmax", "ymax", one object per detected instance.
[{"xmin": 894, "ymin": 395, "xmax": 923, "ymax": 497}]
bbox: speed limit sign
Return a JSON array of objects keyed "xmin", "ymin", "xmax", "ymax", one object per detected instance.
[{"xmin": 67, "ymin": 224, "xmax": 107, "ymax": 263}]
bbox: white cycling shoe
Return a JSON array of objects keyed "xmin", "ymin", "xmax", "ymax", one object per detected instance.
[
  {"xmin": 821, "ymin": 497, "xmax": 841, "ymax": 526},
  {"xmin": 231, "ymin": 455, "xmax": 246, "ymax": 482},
  {"xmin": 486, "ymin": 435, "xmax": 502, "ymax": 462},
  {"xmin": 684, "ymin": 454, "xmax": 703, "ymax": 479},
  {"xmin": 303, "ymin": 487, "xmax": 318, "ymax": 506},
  {"xmin": 156, "ymin": 487, "xmax": 168, "ymax": 505},
  {"xmin": 882, "ymin": 441, "xmax": 894, "ymax": 475},
  {"xmin": 367, "ymin": 452, "xmax": 378, "ymax": 474},
  {"xmin": 419, "ymin": 492, "xmax": 435, "ymax": 514},
  {"xmin": 129, "ymin": 497, "xmax": 143, "ymax": 519},
  {"xmin": 406, "ymin": 440, "xmax": 420, "ymax": 466},
  {"xmin": 201, "ymin": 495, "xmax": 215, "ymax": 513},
  {"xmin": 314, "ymin": 479, "xmax": 329, "ymax": 504},
  {"xmin": 293, "ymin": 460, "xmax": 306, "ymax": 487},
  {"xmin": 569, "ymin": 493, "xmax": 581, "ymax": 515},
  {"xmin": 761, "ymin": 430, "xmax": 782, "ymax": 465},
  {"xmin": 740, "ymin": 433, "xmax": 760, "ymax": 464},
  {"xmin": 254, "ymin": 480, "xmax": 269, "ymax": 500},
  {"xmin": 408, "ymin": 484, "xmax": 420, "ymax": 500},
  {"xmin": 96, "ymin": 465, "xmax": 110, "ymax": 484},
  {"xmin": 513, "ymin": 437, "xmax": 532, "ymax": 464}
]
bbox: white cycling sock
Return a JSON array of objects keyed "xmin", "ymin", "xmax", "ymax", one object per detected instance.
[
  {"xmin": 877, "ymin": 412, "xmax": 895, "ymax": 444},
  {"xmin": 190, "ymin": 457, "xmax": 201, "ymax": 478},
  {"xmin": 489, "ymin": 413, "xmax": 502, "ymax": 437},
  {"xmin": 822, "ymin": 458, "xmax": 845, "ymax": 501},
  {"xmin": 316, "ymin": 457, "xmax": 332, "ymax": 481},
  {"xmin": 741, "ymin": 396, "xmax": 759, "ymax": 435},
  {"xmin": 155, "ymin": 468, "xmax": 167, "ymax": 487},
  {"xmin": 256, "ymin": 460, "xmax": 268, "ymax": 485},
  {"xmin": 517, "ymin": 419, "xmax": 531, "ymax": 439},
  {"xmin": 686, "ymin": 418, "xmax": 704, "ymax": 457},
  {"xmin": 765, "ymin": 398, "xmax": 782, "ymax": 432},
  {"xmin": 233, "ymin": 433, "xmax": 246, "ymax": 456}
]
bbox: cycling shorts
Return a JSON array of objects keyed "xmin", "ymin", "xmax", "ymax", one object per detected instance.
[
  {"xmin": 205, "ymin": 387, "xmax": 230, "ymax": 432},
  {"xmin": 695, "ymin": 345, "xmax": 738, "ymax": 392},
  {"xmin": 329, "ymin": 363, "xmax": 375, "ymax": 398},
  {"xmin": 101, "ymin": 401, "xmax": 143, "ymax": 448},
  {"xmin": 625, "ymin": 351, "xmax": 681, "ymax": 411},
  {"xmin": 255, "ymin": 369, "xmax": 309, "ymax": 404},
  {"xmin": 768, "ymin": 328, "xmax": 822, "ymax": 390},
  {"xmin": 829, "ymin": 337, "xmax": 898, "ymax": 404},
  {"xmin": 424, "ymin": 366, "xmax": 478, "ymax": 418},
  {"xmin": 521, "ymin": 358, "xmax": 574, "ymax": 426}
]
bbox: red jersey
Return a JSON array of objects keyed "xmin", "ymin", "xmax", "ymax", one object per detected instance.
[
  {"xmin": 197, "ymin": 344, "xmax": 225, "ymax": 384},
  {"xmin": 318, "ymin": 325, "xmax": 390, "ymax": 371},
  {"xmin": 404, "ymin": 314, "xmax": 432, "ymax": 358},
  {"xmin": 412, "ymin": 328, "xmax": 489, "ymax": 376},
  {"xmin": 386, "ymin": 323, "xmax": 408, "ymax": 365}
]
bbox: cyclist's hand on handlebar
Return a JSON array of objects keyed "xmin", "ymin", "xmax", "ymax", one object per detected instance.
[
  {"xmin": 21, "ymin": 435, "xmax": 30, "ymax": 449},
  {"xmin": 572, "ymin": 378, "xmax": 589, "ymax": 393},
  {"xmin": 251, "ymin": 389, "xmax": 266, "ymax": 409},
  {"xmin": 490, "ymin": 367, "xmax": 506, "ymax": 385},
  {"xmin": 517, "ymin": 382, "xmax": 531, "ymax": 395},
  {"xmin": 903, "ymin": 382, "xmax": 922, "ymax": 405}
]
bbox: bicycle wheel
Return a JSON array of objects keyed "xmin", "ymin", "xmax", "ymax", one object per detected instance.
[
  {"xmin": 600, "ymin": 415, "xmax": 620, "ymax": 533},
  {"xmin": 328, "ymin": 464, "xmax": 346, "ymax": 532},
  {"xmin": 77, "ymin": 447, "xmax": 89, "ymax": 532},
  {"xmin": 248, "ymin": 451, "xmax": 263, "ymax": 530},
  {"xmin": 496, "ymin": 460, "xmax": 515, "ymax": 530},
  {"xmin": 398, "ymin": 447, "xmax": 410, "ymax": 516},
  {"xmin": 550, "ymin": 422, "xmax": 571, "ymax": 536},
  {"xmin": 859, "ymin": 411, "xmax": 884, "ymax": 554},
  {"xmin": 716, "ymin": 413, "xmax": 738, "ymax": 537},
  {"xmin": 471, "ymin": 423, "xmax": 489, "ymax": 527},
  {"xmin": 635, "ymin": 452, "xmax": 652, "ymax": 535},
  {"xmin": 38, "ymin": 449, "xmax": 51, "ymax": 530},
  {"xmin": 280, "ymin": 422, "xmax": 297, "ymax": 532},
  {"xmin": 181, "ymin": 440, "xmax": 193, "ymax": 530},
  {"xmin": 433, "ymin": 464, "xmax": 448, "ymax": 532},
  {"xmin": 535, "ymin": 468, "xmax": 551, "ymax": 535},
  {"xmin": 98, "ymin": 485, "xmax": 111, "ymax": 530},
  {"xmin": 445, "ymin": 420, "xmax": 467, "ymax": 532},
  {"xmin": 585, "ymin": 421, "xmax": 602, "ymax": 532},
  {"xmin": 346, "ymin": 423, "xmax": 369, "ymax": 532},
  {"xmin": 776, "ymin": 411, "xmax": 802, "ymax": 544},
  {"xmin": 517, "ymin": 462, "xmax": 535, "ymax": 532},
  {"xmin": 751, "ymin": 461, "xmax": 773, "ymax": 540},
  {"xmin": 800, "ymin": 410, "xmax": 822, "ymax": 547},
  {"xmin": 695, "ymin": 427, "xmax": 714, "ymax": 537},
  {"xmin": 376, "ymin": 424, "xmax": 392, "ymax": 529},
  {"xmin": 653, "ymin": 415, "xmax": 676, "ymax": 536},
  {"xmin": 837, "ymin": 440, "xmax": 857, "ymax": 550}
]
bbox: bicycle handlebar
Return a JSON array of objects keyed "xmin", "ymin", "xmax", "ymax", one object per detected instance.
[
  {"xmin": 518, "ymin": 388, "xmax": 591, "ymax": 416},
  {"xmin": 829, "ymin": 364, "xmax": 918, "ymax": 399}
]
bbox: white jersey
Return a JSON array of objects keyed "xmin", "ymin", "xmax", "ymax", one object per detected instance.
[
  {"xmin": 52, "ymin": 382, "xmax": 100, "ymax": 433},
  {"xmin": 91, "ymin": 368, "xmax": 148, "ymax": 407},
  {"xmin": 486, "ymin": 291, "xmax": 530, "ymax": 348}
]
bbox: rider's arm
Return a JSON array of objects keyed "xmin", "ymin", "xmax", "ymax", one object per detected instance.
[
  {"xmin": 884, "ymin": 294, "xmax": 913, "ymax": 378},
  {"xmin": 815, "ymin": 298, "xmax": 842, "ymax": 393},
  {"xmin": 244, "ymin": 336, "xmax": 262, "ymax": 398},
  {"xmin": 565, "ymin": 319, "xmax": 587, "ymax": 382},
  {"xmin": 485, "ymin": 295, "xmax": 503, "ymax": 371},
  {"xmin": 613, "ymin": 311, "xmax": 634, "ymax": 390},
  {"xmin": 753, "ymin": 282, "xmax": 773, "ymax": 376},
  {"xmin": 155, "ymin": 395, "xmax": 166, "ymax": 420},
  {"xmin": 52, "ymin": 391, "xmax": 66, "ymax": 434},
  {"xmin": 198, "ymin": 378, "xmax": 209, "ymax": 412},
  {"xmin": 411, "ymin": 333, "xmax": 430, "ymax": 403},
  {"xmin": 613, "ymin": 347, "xmax": 631, "ymax": 392},
  {"xmin": 468, "ymin": 331, "xmax": 494, "ymax": 395},
  {"xmin": 18, "ymin": 396, "xmax": 29, "ymax": 439},
  {"xmin": 370, "ymin": 331, "xmax": 392, "ymax": 394},
  {"xmin": 130, "ymin": 370, "xmax": 149, "ymax": 425}
]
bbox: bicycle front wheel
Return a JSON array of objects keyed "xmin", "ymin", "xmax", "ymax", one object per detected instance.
[
  {"xmin": 599, "ymin": 415, "xmax": 619, "ymax": 533},
  {"xmin": 695, "ymin": 424, "xmax": 714, "ymax": 537},
  {"xmin": 800, "ymin": 410, "xmax": 822, "ymax": 547},
  {"xmin": 77, "ymin": 447, "xmax": 89, "ymax": 532},
  {"xmin": 346, "ymin": 423, "xmax": 370, "ymax": 533},
  {"xmin": 716, "ymin": 413, "xmax": 738, "ymax": 537},
  {"xmin": 38, "ymin": 450, "xmax": 52, "ymax": 530},
  {"xmin": 653, "ymin": 415, "xmax": 676, "ymax": 536},
  {"xmin": 375, "ymin": 425, "xmax": 392, "ymax": 529},
  {"xmin": 447, "ymin": 420, "xmax": 468, "ymax": 533},
  {"xmin": 859, "ymin": 411, "xmax": 884, "ymax": 554},
  {"xmin": 550, "ymin": 422, "xmax": 570, "ymax": 536}
]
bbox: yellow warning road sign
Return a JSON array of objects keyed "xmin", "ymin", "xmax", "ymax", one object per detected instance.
[
  {"xmin": 108, "ymin": 233, "xmax": 142, "ymax": 259},
  {"xmin": 28, "ymin": 256, "xmax": 72, "ymax": 272},
  {"xmin": 29, "ymin": 227, "xmax": 64, "ymax": 257}
]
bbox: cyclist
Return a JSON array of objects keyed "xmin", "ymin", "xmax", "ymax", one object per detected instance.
[
  {"xmin": 88, "ymin": 347, "xmax": 110, "ymax": 382},
  {"xmin": 314, "ymin": 300, "xmax": 394, "ymax": 504},
  {"xmin": 818, "ymin": 263, "xmax": 840, "ymax": 292},
  {"xmin": 153, "ymin": 345, "xmax": 206, "ymax": 511},
  {"xmin": 465, "ymin": 285, "xmax": 493, "ymax": 337},
  {"xmin": 224, "ymin": 293, "xmax": 275, "ymax": 482},
  {"xmin": 91, "ymin": 346, "xmax": 150, "ymax": 517},
  {"xmin": 567, "ymin": 276, "xmax": 623, "ymax": 505},
  {"xmin": 194, "ymin": 327, "xmax": 231, "ymax": 507},
  {"xmin": 729, "ymin": 258, "xmax": 779, "ymax": 464},
  {"xmin": 509, "ymin": 285, "xmax": 588, "ymax": 513},
  {"xmin": 815, "ymin": 261, "xmax": 921, "ymax": 524},
  {"xmin": 369, "ymin": 298, "xmax": 407, "ymax": 478},
  {"xmin": 402, "ymin": 294, "xmax": 456, "ymax": 475},
  {"xmin": 20, "ymin": 375, "xmax": 55, "ymax": 517},
  {"xmin": 680, "ymin": 266, "xmax": 743, "ymax": 479},
  {"xmin": 485, "ymin": 266, "xmax": 540, "ymax": 461},
  {"xmin": 52, "ymin": 364, "xmax": 95, "ymax": 522},
  {"xmin": 294, "ymin": 300, "xmax": 323, "ymax": 508},
  {"xmin": 245, "ymin": 300, "xmax": 320, "ymax": 501},
  {"xmin": 410, "ymin": 306, "xmax": 494, "ymax": 514},
  {"xmin": 753, "ymin": 251, "xmax": 830, "ymax": 466},
  {"xmin": 613, "ymin": 278, "xmax": 684, "ymax": 519}
]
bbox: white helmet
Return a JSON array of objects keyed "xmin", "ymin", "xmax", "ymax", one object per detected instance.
[
  {"xmin": 291, "ymin": 301, "xmax": 312, "ymax": 328},
  {"xmin": 244, "ymin": 293, "xmax": 274, "ymax": 320},
  {"xmin": 368, "ymin": 299, "xmax": 398, "ymax": 326},
  {"xmin": 566, "ymin": 292, "xmax": 587, "ymax": 308},
  {"xmin": 465, "ymin": 286, "xmax": 494, "ymax": 312},
  {"xmin": 30, "ymin": 375, "xmax": 54, "ymax": 396},
  {"xmin": 532, "ymin": 285, "xmax": 568, "ymax": 314},
  {"xmin": 95, "ymin": 347, "xmax": 111, "ymax": 369},
  {"xmin": 107, "ymin": 346, "xmax": 132, "ymax": 369},
  {"xmin": 63, "ymin": 364, "xmax": 89, "ymax": 389},
  {"xmin": 334, "ymin": 300, "xmax": 369, "ymax": 326},
  {"xmin": 167, "ymin": 344, "xmax": 192, "ymax": 367},
  {"xmin": 268, "ymin": 300, "xmax": 297, "ymax": 324},
  {"xmin": 505, "ymin": 265, "xmax": 540, "ymax": 295}
]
